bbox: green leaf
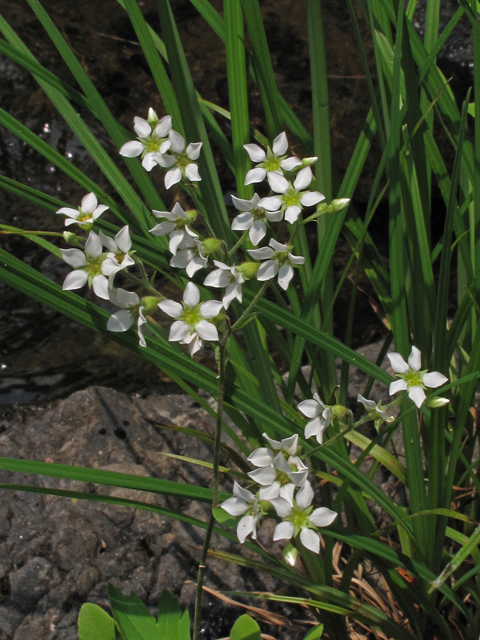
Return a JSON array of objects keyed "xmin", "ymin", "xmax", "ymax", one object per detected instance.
[
  {"xmin": 78, "ymin": 603, "xmax": 116, "ymax": 640},
  {"xmin": 302, "ymin": 624, "xmax": 324, "ymax": 640},
  {"xmin": 229, "ymin": 614, "xmax": 261, "ymax": 640},
  {"xmin": 213, "ymin": 506, "xmax": 238, "ymax": 529},
  {"xmin": 157, "ymin": 590, "xmax": 190, "ymax": 640},
  {"xmin": 108, "ymin": 585, "xmax": 159, "ymax": 640}
]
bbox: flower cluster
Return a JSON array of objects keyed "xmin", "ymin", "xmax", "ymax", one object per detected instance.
[{"xmin": 221, "ymin": 433, "xmax": 337, "ymax": 560}]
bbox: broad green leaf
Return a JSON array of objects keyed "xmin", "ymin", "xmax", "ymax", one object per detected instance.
[
  {"xmin": 108, "ymin": 585, "xmax": 160, "ymax": 640},
  {"xmin": 229, "ymin": 614, "xmax": 261, "ymax": 640},
  {"xmin": 78, "ymin": 603, "xmax": 116, "ymax": 640},
  {"xmin": 157, "ymin": 590, "xmax": 190, "ymax": 640}
]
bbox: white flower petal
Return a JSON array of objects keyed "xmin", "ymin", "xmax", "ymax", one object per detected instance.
[
  {"xmin": 183, "ymin": 281, "xmax": 200, "ymax": 307},
  {"xmin": 408, "ymin": 346, "xmax": 422, "ymax": 372},
  {"xmin": 233, "ymin": 481, "xmax": 255, "ymax": 502},
  {"xmin": 257, "ymin": 260, "xmax": 279, "ymax": 282},
  {"xmin": 186, "ymin": 142, "xmax": 202, "ymax": 160},
  {"xmin": 110, "ymin": 288, "xmax": 139, "ymax": 307},
  {"xmin": 267, "ymin": 172, "xmax": 289, "ymax": 194},
  {"xmin": 389, "ymin": 379, "xmax": 408, "ymax": 395},
  {"xmin": 133, "ymin": 117, "xmax": 151, "ymax": 137},
  {"xmin": 300, "ymin": 191, "xmax": 325, "ymax": 207},
  {"xmin": 150, "ymin": 221, "xmax": 177, "ymax": 237},
  {"xmin": 357, "ymin": 394, "xmax": 376, "ymax": 411},
  {"xmin": 244, "ymin": 167, "xmax": 266, "ymax": 185},
  {"xmin": 269, "ymin": 239, "xmax": 287, "ymax": 251},
  {"xmin": 280, "ymin": 156, "xmax": 302, "ymax": 171},
  {"xmin": 280, "ymin": 483, "xmax": 295, "ymax": 506},
  {"xmin": 277, "ymin": 263, "xmax": 294, "ymax": 290},
  {"xmin": 115, "ymin": 226, "xmax": 132, "ymax": 253},
  {"xmin": 194, "ymin": 320, "xmax": 219, "ymax": 342},
  {"xmin": 85, "ymin": 231, "xmax": 103, "ymax": 258},
  {"xmin": 297, "ymin": 398, "xmax": 321, "ymax": 419},
  {"xmin": 119, "ymin": 140, "xmax": 144, "ymax": 158},
  {"xmin": 60, "ymin": 248, "xmax": 86, "ymax": 268},
  {"xmin": 231, "ymin": 194, "xmax": 260, "ymax": 212},
  {"xmin": 185, "ymin": 163, "xmax": 201, "ymax": 182},
  {"xmin": 249, "ymin": 220, "xmax": 267, "ymax": 246},
  {"xmin": 248, "ymin": 466, "xmax": 277, "ymax": 486},
  {"xmin": 270, "ymin": 498, "xmax": 292, "ymax": 518},
  {"xmin": 81, "ymin": 192, "xmax": 98, "ymax": 214},
  {"xmin": 284, "ymin": 205, "xmax": 301, "ymax": 224},
  {"xmin": 62, "ymin": 270, "xmax": 88, "ymax": 290},
  {"xmin": 57, "ymin": 207, "xmax": 80, "ymax": 218},
  {"xmin": 199, "ymin": 300, "xmax": 223, "ymax": 319},
  {"xmin": 168, "ymin": 320, "xmax": 190, "ymax": 342},
  {"xmin": 309, "ymin": 507, "xmax": 338, "ymax": 528},
  {"xmin": 422, "ymin": 371, "xmax": 448, "ymax": 388},
  {"xmin": 221, "ymin": 496, "xmax": 249, "ymax": 517},
  {"xmin": 155, "ymin": 115, "xmax": 172, "ymax": 137},
  {"xmin": 232, "ymin": 212, "xmax": 254, "ymax": 232},
  {"xmin": 204, "ymin": 269, "xmax": 230, "ymax": 288},
  {"xmin": 299, "ymin": 528, "xmax": 320, "ymax": 554},
  {"xmin": 142, "ymin": 153, "xmax": 158, "ymax": 171},
  {"xmin": 296, "ymin": 480, "xmax": 313, "ymax": 509},
  {"xmin": 305, "ymin": 417, "xmax": 326, "ymax": 443},
  {"xmin": 247, "ymin": 246, "xmax": 275, "ymax": 260},
  {"xmin": 169, "ymin": 129, "xmax": 186, "ymax": 153},
  {"xmin": 387, "ymin": 352, "xmax": 409, "ymax": 374},
  {"xmin": 243, "ymin": 143, "xmax": 266, "ymax": 163},
  {"xmin": 293, "ymin": 166, "xmax": 313, "ymax": 191},
  {"xmin": 107, "ymin": 310, "xmax": 134, "ymax": 332},
  {"xmin": 273, "ymin": 521, "xmax": 294, "ymax": 542},
  {"xmin": 272, "ymin": 131, "xmax": 288, "ymax": 156},
  {"xmin": 237, "ymin": 515, "xmax": 257, "ymax": 543},
  {"xmin": 158, "ymin": 299, "xmax": 183, "ymax": 318},
  {"xmin": 165, "ymin": 167, "xmax": 182, "ymax": 190},
  {"xmin": 92, "ymin": 274, "xmax": 109, "ymax": 300},
  {"xmin": 409, "ymin": 386, "xmax": 426, "ymax": 408}
]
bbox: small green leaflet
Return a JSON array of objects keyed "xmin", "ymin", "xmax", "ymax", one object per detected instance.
[
  {"xmin": 229, "ymin": 614, "xmax": 261, "ymax": 640},
  {"xmin": 78, "ymin": 603, "xmax": 116, "ymax": 640}
]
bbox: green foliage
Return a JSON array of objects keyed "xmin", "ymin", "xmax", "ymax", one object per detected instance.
[
  {"xmin": 78, "ymin": 603, "xmax": 116, "ymax": 640},
  {"xmin": 229, "ymin": 614, "xmax": 261, "ymax": 640}
]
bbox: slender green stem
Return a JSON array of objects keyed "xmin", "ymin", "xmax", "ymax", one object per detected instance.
[
  {"xmin": 230, "ymin": 280, "xmax": 269, "ymax": 332},
  {"xmin": 228, "ymin": 229, "xmax": 249, "ymax": 258},
  {"xmin": 0, "ymin": 230, "xmax": 64, "ymax": 237},
  {"xmin": 124, "ymin": 270, "xmax": 164, "ymax": 298},
  {"xmin": 193, "ymin": 339, "xmax": 227, "ymax": 640}
]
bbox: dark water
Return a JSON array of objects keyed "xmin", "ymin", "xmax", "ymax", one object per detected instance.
[{"xmin": 0, "ymin": 0, "xmax": 473, "ymax": 404}]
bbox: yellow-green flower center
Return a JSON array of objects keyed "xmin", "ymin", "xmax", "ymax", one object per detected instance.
[
  {"xmin": 401, "ymin": 370, "xmax": 424, "ymax": 388},
  {"xmin": 181, "ymin": 306, "xmax": 201, "ymax": 330},
  {"xmin": 143, "ymin": 134, "xmax": 164, "ymax": 153}
]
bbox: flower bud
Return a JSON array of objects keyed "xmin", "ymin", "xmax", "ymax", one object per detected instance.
[
  {"xmin": 283, "ymin": 542, "xmax": 298, "ymax": 567},
  {"xmin": 327, "ymin": 198, "xmax": 350, "ymax": 213},
  {"xmin": 237, "ymin": 262, "xmax": 259, "ymax": 280},
  {"xmin": 185, "ymin": 209, "xmax": 198, "ymax": 224},
  {"xmin": 201, "ymin": 237, "xmax": 224, "ymax": 255},
  {"xmin": 301, "ymin": 156, "xmax": 318, "ymax": 167},
  {"xmin": 147, "ymin": 107, "xmax": 158, "ymax": 126},
  {"xmin": 63, "ymin": 231, "xmax": 82, "ymax": 247},
  {"xmin": 141, "ymin": 296, "xmax": 162, "ymax": 315},
  {"xmin": 331, "ymin": 404, "xmax": 351, "ymax": 420},
  {"xmin": 425, "ymin": 396, "xmax": 450, "ymax": 408}
]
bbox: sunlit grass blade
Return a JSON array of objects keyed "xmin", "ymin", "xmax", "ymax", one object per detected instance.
[{"xmin": 224, "ymin": 0, "xmax": 251, "ymax": 199}]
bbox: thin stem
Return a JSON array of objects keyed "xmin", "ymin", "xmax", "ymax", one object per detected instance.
[
  {"xmin": 193, "ymin": 339, "xmax": 227, "ymax": 640},
  {"xmin": 123, "ymin": 271, "xmax": 164, "ymax": 298},
  {"xmin": 228, "ymin": 229, "xmax": 249, "ymax": 258},
  {"xmin": 0, "ymin": 230, "xmax": 64, "ymax": 237},
  {"xmin": 230, "ymin": 280, "xmax": 269, "ymax": 332}
]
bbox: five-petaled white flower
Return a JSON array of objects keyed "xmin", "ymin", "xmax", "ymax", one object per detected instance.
[
  {"xmin": 56, "ymin": 192, "xmax": 109, "ymax": 228},
  {"xmin": 230, "ymin": 193, "xmax": 282, "ymax": 246},
  {"xmin": 272, "ymin": 480, "xmax": 337, "ymax": 554},
  {"xmin": 247, "ymin": 239, "xmax": 305, "ymax": 291},
  {"xmin": 158, "ymin": 282, "xmax": 223, "ymax": 355},
  {"xmin": 259, "ymin": 167, "xmax": 325, "ymax": 224},
  {"xmin": 149, "ymin": 202, "xmax": 198, "ymax": 254},
  {"xmin": 60, "ymin": 230, "xmax": 109, "ymax": 299},
  {"xmin": 248, "ymin": 447, "xmax": 309, "ymax": 488},
  {"xmin": 107, "ymin": 288, "xmax": 149, "ymax": 347},
  {"xmin": 297, "ymin": 393, "xmax": 331, "ymax": 444},
  {"xmin": 220, "ymin": 482, "xmax": 263, "ymax": 543},
  {"xmin": 243, "ymin": 131, "xmax": 304, "ymax": 185},
  {"xmin": 387, "ymin": 346, "xmax": 448, "ymax": 408},
  {"xmin": 153, "ymin": 130, "xmax": 202, "ymax": 189},
  {"xmin": 99, "ymin": 226, "xmax": 135, "ymax": 280},
  {"xmin": 203, "ymin": 260, "xmax": 244, "ymax": 309},
  {"xmin": 119, "ymin": 109, "xmax": 172, "ymax": 171},
  {"xmin": 357, "ymin": 394, "xmax": 391, "ymax": 423}
]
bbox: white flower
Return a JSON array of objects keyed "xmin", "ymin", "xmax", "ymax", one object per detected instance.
[
  {"xmin": 248, "ymin": 450, "xmax": 309, "ymax": 488},
  {"xmin": 99, "ymin": 226, "xmax": 135, "ymax": 280},
  {"xmin": 231, "ymin": 193, "xmax": 282, "ymax": 246},
  {"xmin": 272, "ymin": 480, "xmax": 337, "ymax": 554},
  {"xmin": 258, "ymin": 167, "xmax": 325, "ymax": 224},
  {"xmin": 387, "ymin": 346, "xmax": 448, "ymax": 408},
  {"xmin": 221, "ymin": 482, "xmax": 261, "ymax": 543},
  {"xmin": 56, "ymin": 192, "xmax": 109, "ymax": 228},
  {"xmin": 297, "ymin": 393, "xmax": 331, "ymax": 444},
  {"xmin": 247, "ymin": 239, "xmax": 304, "ymax": 291},
  {"xmin": 158, "ymin": 282, "xmax": 223, "ymax": 355},
  {"xmin": 119, "ymin": 109, "xmax": 172, "ymax": 171},
  {"xmin": 149, "ymin": 202, "xmax": 198, "ymax": 254},
  {"xmin": 261, "ymin": 433, "xmax": 299, "ymax": 456},
  {"xmin": 203, "ymin": 260, "xmax": 244, "ymax": 309},
  {"xmin": 243, "ymin": 131, "xmax": 305, "ymax": 185},
  {"xmin": 357, "ymin": 394, "xmax": 391, "ymax": 425},
  {"xmin": 170, "ymin": 238, "xmax": 208, "ymax": 277},
  {"xmin": 153, "ymin": 129, "xmax": 202, "ymax": 189},
  {"xmin": 60, "ymin": 230, "xmax": 109, "ymax": 299},
  {"xmin": 107, "ymin": 288, "xmax": 148, "ymax": 347}
]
